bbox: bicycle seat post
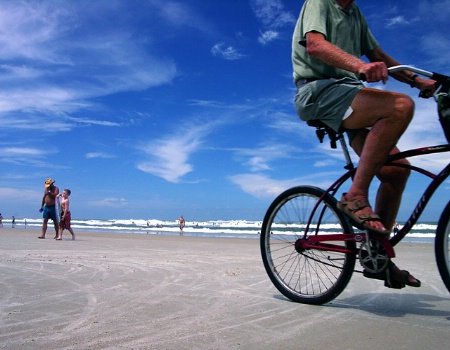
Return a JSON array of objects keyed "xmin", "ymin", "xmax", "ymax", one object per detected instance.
[
  {"xmin": 338, "ymin": 135, "xmax": 354, "ymax": 170},
  {"xmin": 306, "ymin": 120, "xmax": 355, "ymax": 171}
]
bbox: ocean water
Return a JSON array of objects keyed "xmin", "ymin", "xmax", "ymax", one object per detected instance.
[{"xmin": 4, "ymin": 218, "xmax": 438, "ymax": 243}]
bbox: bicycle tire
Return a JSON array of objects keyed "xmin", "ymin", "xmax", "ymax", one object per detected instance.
[
  {"xmin": 260, "ymin": 186, "xmax": 356, "ymax": 305},
  {"xmin": 435, "ymin": 200, "xmax": 450, "ymax": 293}
]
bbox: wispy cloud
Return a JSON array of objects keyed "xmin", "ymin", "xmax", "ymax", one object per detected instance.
[
  {"xmin": 137, "ymin": 122, "xmax": 216, "ymax": 183},
  {"xmin": 211, "ymin": 43, "xmax": 245, "ymax": 60},
  {"xmin": 0, "ymin": 147, "xmax": 48, "ymax": 157},
  {"xmin": 233, "ymin": 143, "xmax": 297, "ymax": 172},
  {"xmin": 85, "ymin": 152, "xmax": 115, "ymax": 159},
  {"xmin": 386, "ymin": 15, "xmax": 413, "ymax": 27},
  {"xmin": 88, "ymin": 197, "xmax": 129, "ymax": 208},
  {"xmin": 0, "ymin": 187, "xmax": 41, "ymax": 203},
  {"xmin": 0, "ymin": 146, "xmax": 58, "ymax": 167},
  {"xmin": 229, "ymin": 171, "xmax": 338, "ymax": 199},
  {"xmin": 250, "ymin": 0, "xmax": 295, "ymax": 45},
  {"xmin": 0, "ymin": 1, "xmax": 178, "ymax": 132},
  {"xmin": 250, "ymin": 0, "xmax": 295, "ymax": 28},
  {"xmin": 154, "ymin": 1, "xmax": 214, "ymax": 34},
  {"xmin": 258, "ymin": 30, "xmax": 279, "ymax": 45}
]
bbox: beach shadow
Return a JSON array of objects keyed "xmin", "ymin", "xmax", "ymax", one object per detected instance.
[
  {"xmin": 271, "ymin": 293, "xmax": 450, "ymax": 319},
  {"xmin": 327, "ymin": 293, "xmax": 450, "ymax": 318}
]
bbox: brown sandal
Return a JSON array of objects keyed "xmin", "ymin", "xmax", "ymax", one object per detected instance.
[
  {"xmin": 363, "ymin": 261, "xmax": 421, "ymax": 289},
  {"xmin": 337, "ymin": 193, "xmax": 390, "ymax": 236}
]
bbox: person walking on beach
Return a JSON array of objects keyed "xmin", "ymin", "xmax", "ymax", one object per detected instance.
[
  {"xmin": 0, "ymin": 213, "xmax": 3, "ymax": 228},
  {"xmin": 292, "ymin": 0, "xmax": 435, "ymax": 288},
  {"xmin": 56, "ymin": 189, "xmax": 75, "ymax": 240},
  {"xmin": 11, "ymin": 216, "xmax": 15, "ymax": 228},
  {"xmin": 179, "ymin": 215, "xmax": 185, "ymax": 231},
  {"xmin": 38, "ymin": 178, "xmax": 59, "ymax": 239},
  {"xmin": 393, "ymin": 222, "xmax": 399, "ymax": 234}
]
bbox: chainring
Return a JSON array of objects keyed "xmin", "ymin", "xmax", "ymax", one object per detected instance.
[{"xmin": 359, "ymin": 238, "xmax": 390, "ymax": 273}]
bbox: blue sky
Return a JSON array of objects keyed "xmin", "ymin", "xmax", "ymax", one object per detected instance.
[{"xmin": 1, "ymin": 0, "xmax": 449, "ymax": 222}]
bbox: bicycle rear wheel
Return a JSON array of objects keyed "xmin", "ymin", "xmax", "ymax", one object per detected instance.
[
  {"xmin": 260, "ymin": 186, "xmax": 356, "ymax": 305},
  {"xmin": 435, "ymin": 200, "xmax": 450, "ymax": 292}
]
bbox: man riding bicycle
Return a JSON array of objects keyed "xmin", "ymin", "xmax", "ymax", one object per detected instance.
[{"xmin": 292, "ymin": 0, "xmax": 436, "ymax": 288}]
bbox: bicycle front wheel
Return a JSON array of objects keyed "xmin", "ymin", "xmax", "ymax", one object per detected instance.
[
  {"xmin": 260, "ymin": 186, "xmax": 356, "ymax": 305},
  {"xmin": 435, "ymin": 200, "xmax": 450, "ymax": 292}
]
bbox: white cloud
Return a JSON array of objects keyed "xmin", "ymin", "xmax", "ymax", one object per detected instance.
[
  {"xmin": 258, "ymin": 30, "xmax": 279, "ymax": 45},
  {"xmin": 229, "ymin": 173, "xmax": 291, "ymax": 199},
  {"xmin": 386, "ymin": 15, "xmax": 410, "ymax": 27},
  {"xmin": 88, "ymin": 197, "xmax": 129, "ymax": 208},
  {"xmin": 0, "ymin": 1, "xmax": 178, "ymax": 131},
  {"xmin": 234, "ymin": 143, "xmax": 297, "ymax": 172},
  {"xmin": 85, "ymin": 152, "xmax": 115, "ymax": 159},
  {"xmin": 137, "ymin": 123, "xmax": 214, "ymax": 183},
  {"xmin": 211, "ymin": 43, "xmax": 245, "ymax": 60},
  {"xmin": 250, "ymin": 0, "xmax": 295, "ymax": 45},
  {"xmin": 229, "ymin": 171, "xmax": 338, "ymax": 199},
  {"xmin": 0, "ymin": 147, "xmax": 47, "ymax": 157},
  {"xmin": 0, "ymin": 187, "xmax": 41, "ymax": 203},
  {"xmin": 0, "ymin": 146, "xmax": 58, "ymax": 168},
  {"xmin": 250, "ymin": 0, "xmax": 295, "ymax": 28}
]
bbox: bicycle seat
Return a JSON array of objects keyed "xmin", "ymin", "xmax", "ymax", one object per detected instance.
[
  {"xmin": 307, "ymin": 120, "xmax": 329, "ymax": 128},
  {"xmin": 306, "ymin": 120, "xmax": 342, "ymax": 148}
]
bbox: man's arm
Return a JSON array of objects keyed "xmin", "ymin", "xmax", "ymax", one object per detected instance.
[
  {"xmin": 49, "ymin": 186, "xmax": 60, "ymax": 199},
  {"xmin": 367, "ymin": 47, "xmax": 436, "ymax": 93},
  {"xmin": 305, "ymin": 32, "xmax": 388, "ymax": 83}
]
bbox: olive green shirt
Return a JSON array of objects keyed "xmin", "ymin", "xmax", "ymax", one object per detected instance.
[{"xmin": 292, "ymin": 0, "xmax": 379, "ymax": 83}]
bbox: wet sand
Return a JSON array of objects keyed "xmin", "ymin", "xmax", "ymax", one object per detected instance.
[{"xmin": 1, "ymin": 229, "xmax": 449, "ymax": 349}]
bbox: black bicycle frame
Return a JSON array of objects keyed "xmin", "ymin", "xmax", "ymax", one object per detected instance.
[{"xmin": 314, "ymin": 143, "xmax": 450, "ymax": 248}]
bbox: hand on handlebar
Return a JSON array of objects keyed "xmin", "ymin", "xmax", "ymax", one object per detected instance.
[
  {"xmin": 416, "ymin": 78, "xmax": 437, "ymax": 99},
  {"xmin": 358, "ymin": 62, "xmax": 388, "ymax": 84}
]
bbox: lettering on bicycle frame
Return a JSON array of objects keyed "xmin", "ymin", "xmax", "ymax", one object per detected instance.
[{"xmin": 405, "ymin": 194, "xmax": 428, "ymax": 228}]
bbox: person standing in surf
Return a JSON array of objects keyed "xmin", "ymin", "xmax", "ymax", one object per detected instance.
[
  {"xmin": 179, "ymin": 215, "xmax": 185, "ymax": 231},
  {"xmin": 38, "ymin": 178, "xmax": 59, "ymax": 239}
]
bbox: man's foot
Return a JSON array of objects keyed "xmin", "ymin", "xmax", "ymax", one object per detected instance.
[
  {"xmin": 337, "ymin": 193, "xmax": 390, "ymax": 235},
  {"xmin": 363, "ymin": 261, "xmax": 421, "ymax": 289},
  {"xmin": 38, "ymin": 236, "xmax": 45, "ymax": 239}
]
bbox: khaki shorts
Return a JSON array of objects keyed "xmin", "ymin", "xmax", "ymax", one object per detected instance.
[{"xmin": 294, "ymin": 77, "xmax": 364, "ymax": 133}]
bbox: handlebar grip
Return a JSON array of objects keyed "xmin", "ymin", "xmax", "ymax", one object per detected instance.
[{"xmin": 359, "ymin": 73, "xmax": 367, "ymax": 82}]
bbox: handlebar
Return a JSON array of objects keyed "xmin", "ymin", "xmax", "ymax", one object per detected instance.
[
  {"xmin": 360, "ymin": 65, "xmax": 449, "ymax": 99},
  {"xmin": 360, "ymin": 65, "xmax": 448, "ymax": 84},
  {"xmin": 387, "ymin": 65, "xmax": 433, "ymax": 78}
]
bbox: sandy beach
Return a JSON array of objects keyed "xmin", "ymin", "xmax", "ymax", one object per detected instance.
[{"xmin": 1, "ymin": 228, "xmax": 449, "ymax": 350}]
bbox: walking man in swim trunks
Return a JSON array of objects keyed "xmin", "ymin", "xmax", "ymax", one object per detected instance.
[
  {"xmin": 38, "ymin": 178, "xmax": 59, "ymax": 239},
  {"xmin": 292, "ymin": 0, "xmax": 436, "ymax": 287}
]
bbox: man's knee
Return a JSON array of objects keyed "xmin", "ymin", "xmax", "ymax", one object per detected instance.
[{"xmin": 392, "ymin": 93, "xmax": 414, "ymax": 121}]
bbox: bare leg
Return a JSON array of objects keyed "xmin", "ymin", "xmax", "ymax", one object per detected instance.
[
  {"xmin": 56, "ymin": 226, "xmax": 63, "ymax": 240},
  {"xmin": 69, "ymin": 228, "xmax": 75, "ymax": 240},
  {"xmin": 342, "ymin": 88, "xmax": 414, "ymax": 231},
  {"xmin": 39, "ymin": 219, "xmax": 48, "ymax": 238},
  {"xmin": 343, "ymin": 91, "xmax": 417, "ymax": 283},
  {"xmin": 374, "ymin": 162, "xmax": 410, "ymax": 230},
  {"xmin": 53, "ymin": 221, "xmax": 59, "ymax": 239},
  {"xmin": 350, "ymin": 131, "xmax": 411, "ymax": 230}
]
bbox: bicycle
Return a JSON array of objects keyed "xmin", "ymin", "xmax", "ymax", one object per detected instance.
[{"xmin": 260, "ymin": 65, "xmax": 450, "ymax": 305}]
